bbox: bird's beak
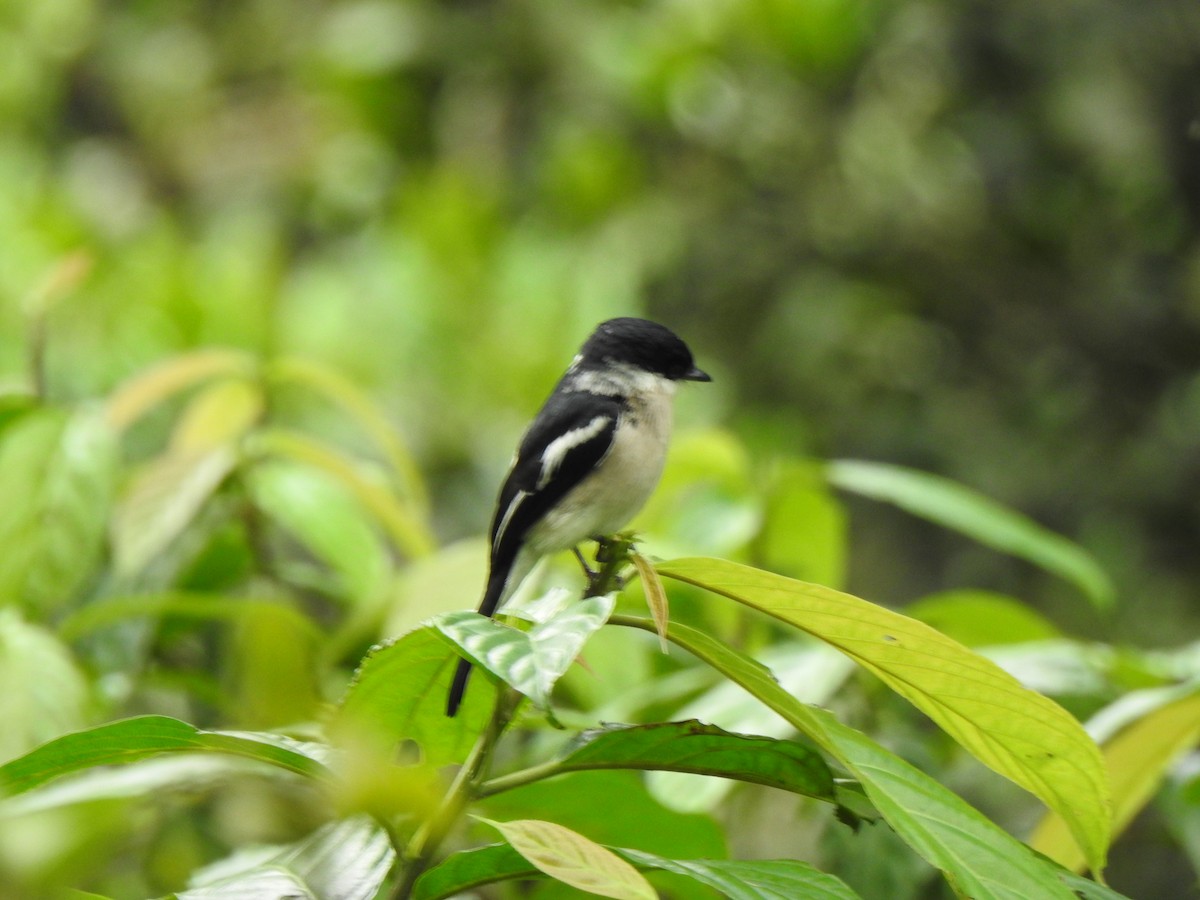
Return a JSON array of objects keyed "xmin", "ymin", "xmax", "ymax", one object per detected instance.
[{"xmin": 681, "ymin": 366, "xmax": 712, "ymax": 382}]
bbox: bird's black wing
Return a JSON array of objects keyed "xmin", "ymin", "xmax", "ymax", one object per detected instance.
[
  {"xmin": 485, "ymin": 390, "xmax": 621, "ymax": 605},
  {"xmin": 448, "ymin": 391, "xmax": 622, "ymax": 717}
]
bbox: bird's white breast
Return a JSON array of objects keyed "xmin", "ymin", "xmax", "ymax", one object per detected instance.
[{"xmin": 527, "ymin": 374, "xmax": 675, "ymax": 554}]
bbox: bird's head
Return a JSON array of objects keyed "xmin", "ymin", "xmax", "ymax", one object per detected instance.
[{"xmin": 577, "ymin": 317, "xmax": 711, "ymax": 383}]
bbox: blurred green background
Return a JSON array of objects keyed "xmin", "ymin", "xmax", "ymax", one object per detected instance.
[
  {"xmin": 6, "ymin": 0, "xmax": 1198, "ymax": 633},
  {"xmin": 2, "ymin": 0, "xmax": 1200, "ymax": 895}
]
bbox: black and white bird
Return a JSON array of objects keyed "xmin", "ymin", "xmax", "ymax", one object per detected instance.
[{"xmin": 446, "ymin": 317, "xmax": 711, "ymax": 716}]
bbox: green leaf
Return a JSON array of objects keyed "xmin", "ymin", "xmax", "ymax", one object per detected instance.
[
  {"xmin": 656, "ymin": 557, "xmax": 1111, "ymax": 876},
  {"xmin": 330, "ymin": 625, "xmax": 492, "ymax": 770},
  {"xmin": 499, "ymin": 720, "xmax": 835, "ymax": 802},
  {"xmin": 433, "ymin": 593, "xmax": 615, "ymax": 710},
  {"xmin": 415, "ymin": 843, "xmax": 864, "ymax": 900},
  {"xmin": 413, "ymin": 843, "xmax": 533, "ymax": 899},
  {"xmin": 0, "ymin": 414, "xmax": 66, "ymax": 600},
  {"xmin": 0, "ymin": 715, "xmax": 330, "ymax": 796},
  {"xmin": 111, "ymin": 445, "xmax": 237, "ymax": 578},
  {"xmin": 1032, "ymin": 686, "xmax": 1200, "ymax": 872},
  {"xmin": 645, "ymin": 643, "xmax": 857, "ymax": 814},
  {"xmin": 0, "ymin": 408, "xmax": 117, "ymax": 611},
  {"xmin": 0, "ymin": 756, "xmax": 282, "ymax": 819},
  {"xmin": 176, "ymin": 816, "xmax": 393, "ymax": 900},
  {"xmin": 0, "ymin": 609, "xmax": 90, "ymax": 762},
  {"xmin": 907, "ymin": 590, "xmax": 1062, "ymax": 646},
  {"xmin": 477, "ymin": 817, "xmax": 657, "ymax": 900},
  {"xmin": 247, "ymin": 460, "xmax": 391, "ymax": 605},
  {"xmin": 611, "ymin": 614, "xmax": 1078, "ymax": 900},
  {"xmin": 228, "ymin": 601, "xmax": 324, "ymax": 728},
  {"xmin": 826, "ymin": 460, "xmax": 1115, "ymax": 609},
  {"xmin": 252, "ymin": 428, "xmax": 434, "ymax": 558}
]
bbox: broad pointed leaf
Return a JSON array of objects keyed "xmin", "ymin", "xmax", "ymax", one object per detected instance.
[
  {"xmin": 612, "ymin": 614, "xmax": 1081, "ymax": 900},
  {"xmin": 1032, "ymin": 686, "xmax": 1200, "ymax": 872},
  {"xmin": 622, "ymin": 850, "xmax": 862, "ymax": 900},
  {"xmin": 0, "ymin": 715, "xmax": 329, "ymax": 796},
  {"xmin": 247, "ymin": 461, "xmax": 391, "ymax": 605},
  {"xmin": 498, "ymin": 720, "xmax": 835, "ymax": 802},
  {"xmin": 656, "ymin": 557, "xmax": 1110, "ymax": 876},
  {"xmin": 331, "ymin": 625, "xmax": 492, "ymax": 770}
]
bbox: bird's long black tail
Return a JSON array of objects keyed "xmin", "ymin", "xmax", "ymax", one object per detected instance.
[
  {"xmin": 446, "ymin": 656, "xmax": 473, "ymax": 717},
  {"xmin": 445, "ymin": 563, "xmax": 512, "ymax": 717}
]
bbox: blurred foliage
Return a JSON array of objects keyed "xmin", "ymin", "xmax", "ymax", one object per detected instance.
[{"xmin": 1, "ymin": 0, "xmax": 1199, "ymax": 896}]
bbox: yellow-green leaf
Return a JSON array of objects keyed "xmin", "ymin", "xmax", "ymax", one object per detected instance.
[
  {"xmin": 105, "ymin": 348, "xmax": 255, "ymax": 432},
  {"xmin": 169, "ymin": 378, "xmax": 263, "ymax": 453},
  {"xmin": 656, "ymin": 557, "xmax": 1111, "ymax": 876},
  {"xmin": 1032, "ymin": 687, "xmax": 1200, "ymax": 872},
  {"xmin": 478, "ymin": 817, "xmax": 657, "ymax": 900},
  {"xmin": 611, "ymin": 614, "xmax": 1078, "ymax": 900}
]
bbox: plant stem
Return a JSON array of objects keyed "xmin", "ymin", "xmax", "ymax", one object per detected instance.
[
  {"xmin": 389, "ymin": 686, "xmax": 515, "ymax": 899},
  {"xmin": 387, "ymin": 536, "xmax": 633, "ymax": 897},
  {"xmin": 475, "ymin": 757, "xmax": 563, "ymax": 799}
]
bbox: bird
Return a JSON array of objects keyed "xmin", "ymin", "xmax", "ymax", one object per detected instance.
[{"xmin": 446, "ymin": 317, "xmax": 711, "ymax": 716}]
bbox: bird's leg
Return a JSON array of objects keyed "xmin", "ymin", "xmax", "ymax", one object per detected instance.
[
  {"xmin": 572, "ymin": 546, "xmax": 597, "ymax": 579},
  {"xmin": 585, "ymin": 535, "xmax": 628, "ymax": 597}
]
